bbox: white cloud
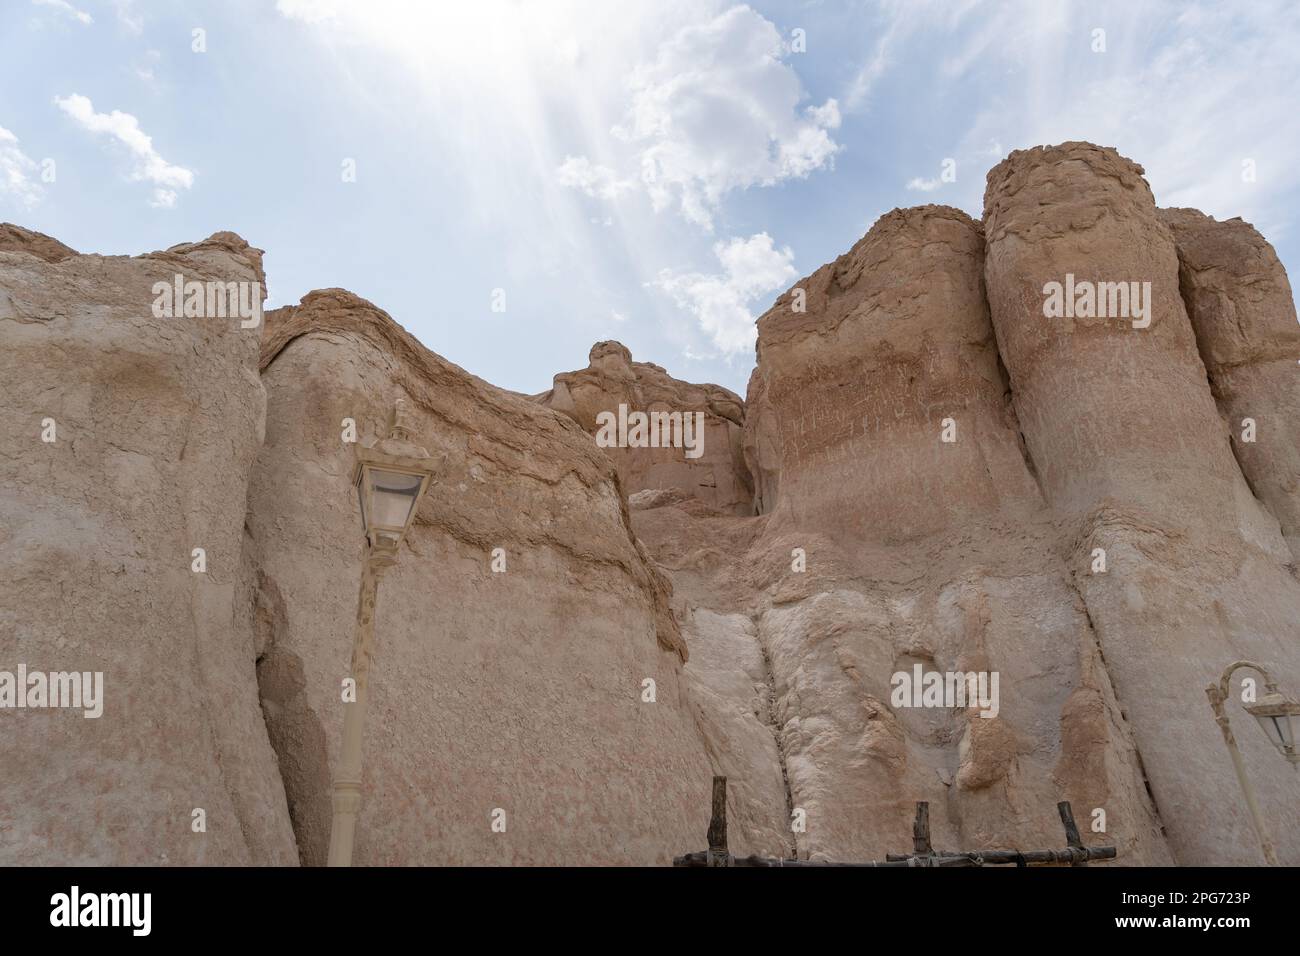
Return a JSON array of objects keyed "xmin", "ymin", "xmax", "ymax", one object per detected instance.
[
  {"xmin": 134, "ymin": 50, "xmax": 161, "ymax": 85},
  {"xmin": 905, "ymin": 177, "xmax": 941, "ymax": 192},
  {"xmin": 276, "ymin": 0, "xmax": 343, "ymax": 24},
  {"xmin": 54, "ymin": 94, "xmax": 194, "ymax": 206},
  {"xmin": 32, "ymin": 0, "xmax": 92, "ymax": 26},
  {"xmin": 652, "ymin": 232, "xmax": 796, "ymax": 355},
  {"xmin": 0, "ymin": 126, "xmax": 45, "ymax": 209},
  {"xmin": 112, "ymin": 0, "xmax": 143, "ymax": 33},
  {"xmin": 557, "ymin": 156, "xmax": 635, "ymax": 200},
  {"xmin": 876, "ymin": 0, "xmax": 1300, "ymax": 238},
  {"xmin": 565, "ymin": 5, "xmax": 841, "ymax": 230}
]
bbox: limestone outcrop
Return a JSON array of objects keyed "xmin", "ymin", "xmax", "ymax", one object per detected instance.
[
  {"xmin": 0, "ymin": 223, "xmax": 76, "ymax": 263},
  {"xmin": 251, "ymin": 291, "xmax": 712, "ymax": 865},
  {"xmin": 708, "ymin": 205, "xmax": 1169, "ymax": 862},
  {"xmin": 983, "ymin": 143, "xmax": 1300, "ymax": 864},
  {"xmin": 1159, "ymin": 207, "xmax": 1300, "ymax": 562},
  {"xmin": 2, "ymin": 139, "xmax": 1296, "ymax": 868},
  {"xmin": 0, "ymin": 231, "xmax": 297, "ymax": 864},
  {"xmin": 540, "ymin": 341, "xmax": 752, "ymax": 515}
]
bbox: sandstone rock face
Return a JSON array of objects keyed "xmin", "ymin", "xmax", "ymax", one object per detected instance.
[
  {"xmin": 984, "ymin": 143, "xmax": 1300, "ymax": 864},
  {"xmin": 0, "ymin": 229, "xmax": 298, "ymax": 864},
  {"xmin": 3, "ymin": 140, "xmax": 1296, "ymax": 869},
  {"xmin": 251, "ymin": 292, "xmax": 713, "ymax": 864},
  {"xmin": 712, "ymin": 205, "xmax": 1170, "ymax": 862},
  {"xmin": 540, "ymin": 341, "xmax": 752, "ymax": 515},
  {"xmin": 0, "ymin": 223, "xmax": 76, "ymax": 263},
  {"xmin": 1159, "ymin": 207, "xmax": 1300, "ymax": 562}
]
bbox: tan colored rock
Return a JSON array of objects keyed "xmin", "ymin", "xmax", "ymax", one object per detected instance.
[
  {"xmin": 984, "ymin": 142, "xmax": 1300, "ymax": 864},
  {"xmin": 251, "ymin": 291, "xmax": 714, "ymax": 864},
  {"xmin": 539, "ymin": 341, "xmax": 752, "ymax": 515},
  {"xmin": 728, "ymin": 204, "xmax": 1168, "ymax": 863},
  {"xmin": 1159, "ymin": 207, "xmax": 1300, "ymax": 561},
  {"xmin": 5, "ymin": 136, "xmax": 1298, "ymax": 870},
  {"xmin": 0, "ymin": 232, "xmax": 297, "ymax": 864},
  {"xmin": 0, "ymin": 222, "xmax": 77, "ymax": 262}
]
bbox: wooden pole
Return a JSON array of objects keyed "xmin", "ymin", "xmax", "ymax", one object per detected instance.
[
  {"xmin": 706, "ymin": 775, "xmax": 728, "ymax": 867},
  {"xmin": 1057, "ymin": 801, "xmax": 1086, "ymax": 867},
  {"xmin": 912, "ymin": 802, "xmax": 932, "ymax": 856}
]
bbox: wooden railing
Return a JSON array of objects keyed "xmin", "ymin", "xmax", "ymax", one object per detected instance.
[{"xmin": 673, "ymin": 776, "xmax": 1118, "ymax": 867}]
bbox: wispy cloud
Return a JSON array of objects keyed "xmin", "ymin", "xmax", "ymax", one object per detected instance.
[
  {"xmin": 32, "ymin": 0, "xmax": 92, "ymax": 26},
  {"xmin": 53, "ymin": 94, "xmax": 194, "ymax": 207},
  {"xmin": 557, "ymin": 156, "xmax": 635, "ymax": 201},
  {"xmin": 853, "ymin": 0, "xmax": 1300, "ymax": 238},
  {"xmin": 0, "ymin": 126, "xmax": 45, "ymax": 209},
  {"xmin": 112, "ymin": 0, "xmax": 142, "ymax": 33}
]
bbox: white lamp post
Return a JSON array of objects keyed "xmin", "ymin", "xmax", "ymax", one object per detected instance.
[
  {"xmin": 1205, "ymin": 660, "xmax": 1300, "ymax": 867},
  {"xmin": 327, "ymin": 399, "xmax": 434, "ymax": 867}
]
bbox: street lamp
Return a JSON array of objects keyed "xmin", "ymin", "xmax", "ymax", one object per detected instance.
[
  {"xmin": 327, "ymin": 398, "xmax": 435, "ymax": 867},
  {"xmin": 1205, "ymin": 660, "xmax": 1300, "ymax": 867}
]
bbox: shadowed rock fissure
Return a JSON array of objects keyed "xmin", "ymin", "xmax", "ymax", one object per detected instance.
[
  {"xmin": 252, "ymin": 573, "xmax": 328, "ymax": 866},
  {"xmin": 754, "ymin": 622, "xmax": 799, "ymax": 860}
]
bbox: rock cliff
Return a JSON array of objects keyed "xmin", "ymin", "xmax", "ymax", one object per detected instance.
[
  {"xmin": 982, "ymin": 143, "xmax": 1300, "ymax": 864},
  {"xmin": 0, "ymin": 228, "xmax": 297, "ymax": 864},
  {"xmin": 2, "ymin": 141, "xmax": 1297, "ymax": 866},
  {"xmin": 540, "ymin": 341, "xmax": 752, "ymax": 515}
]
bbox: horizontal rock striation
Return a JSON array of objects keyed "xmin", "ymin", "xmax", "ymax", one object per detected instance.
[
  {"xmin": 2, "ymin": 139, "xmax": 1295, "ymax": 867},
  {"xmin": 730, "ymin": 204, "xmax": 1169, "ymax": 862},
  {"xmin": 253, "ymin": 291, "xmax": 710, "ymax": 864}
]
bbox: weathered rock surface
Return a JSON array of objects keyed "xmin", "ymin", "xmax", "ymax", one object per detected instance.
[
  {"xmin": 0, "ymin": 229, "xmax": 297, "ymax": 864},
  {"xmin": 540, "ymin": 341, "xmax": 752, "ymax": 515},
  {"xmin": 1159, "ymin": 207, "xmax": 1300, "ymax": 562},
  {"xmin": 3, "ymin": 139, "xmax": 1296, "ymax": 868},
  {"xmin": 0, "ymin": 223, "xmax": 76, "ymax": 263},
  {"xmin": 252, "ymin": 291, "xmax": 714, "ymax": 864},
  {"xmin": 719, "ymin": 205, "xmax": 1169, "ymax": 862},
  {"xmin": 984, "ymin": 143, "xmax": 1300, "ymax": 864}
]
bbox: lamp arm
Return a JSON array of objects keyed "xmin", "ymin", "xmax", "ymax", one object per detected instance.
[{"xmin": 1215, "ymin": 660, "xmax": 1279, "ymax": 703}]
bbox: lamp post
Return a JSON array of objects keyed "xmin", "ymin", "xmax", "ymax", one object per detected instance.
[
  {"xmin": 1205, "ymin": 660, "xmax": 1300, "ymax": 867},
  {"xmin": 327, "ymin": 398, "xmax": 435, "ymax": 867}
]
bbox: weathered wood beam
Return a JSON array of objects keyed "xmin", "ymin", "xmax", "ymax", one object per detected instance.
[
  {"xmin": 1058, "ymin": 801, "xmax": 1087, "ymax": 867},
  {"xmin": 912, "ymin": 801, "xmax": 931, "ymax": 856},
  {"xmin": 673, "ymin": 846, "xmax": 1117, "ymax": 867},
  {"xmin": 706, "ymin": 775, "xmax": 728, "ymax": 867}
]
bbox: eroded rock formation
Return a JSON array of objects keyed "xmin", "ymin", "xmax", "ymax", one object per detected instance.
[
  {"xmin": 540, "ymin": 341, "xmax": 752, "ymax": 515},
  {"xmin": 0, "ymin": 229, "xmax": 297, "ymax": 864},
  {"xmin": 253, "ymin": 291, "xmax": 710, "ymax": 865},
  {"xmin": 983, "ymin": 143, "xmax": 1300, "ymax": 865},
  {"xmin": 686, "ymin": 205, "xmax": 1169, "ymax": 863},
  {"xmin": 1159, "ymin": 207, "xmax": 1300, "ymax": 562},
  {"xmin": 2, "ymin": 140, "xmax": 1297, "ymax": 866}
]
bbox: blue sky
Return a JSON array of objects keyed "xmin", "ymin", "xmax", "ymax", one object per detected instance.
[{"xmin": 3, "ymin": 0, "xmax": 1298, "ymax": 395}]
